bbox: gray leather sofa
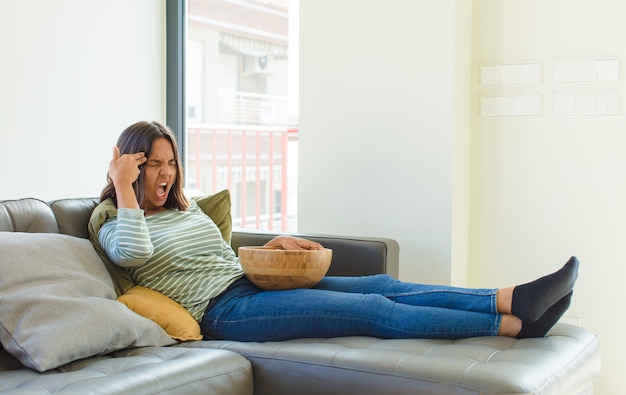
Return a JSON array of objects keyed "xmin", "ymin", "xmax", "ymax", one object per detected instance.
[{"xmin": 0, "ymin": 197, "xmax": 601, "ymax": 395}]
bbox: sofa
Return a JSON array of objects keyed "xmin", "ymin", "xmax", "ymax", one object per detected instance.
[{"xmin": 0, "ymin": 196, "xmax": 601, "ymax": 395}]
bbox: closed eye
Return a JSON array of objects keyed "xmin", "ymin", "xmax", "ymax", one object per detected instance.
[{"xmin": 148, "ymin": 160, "xmax": 177, "ymax": 167}]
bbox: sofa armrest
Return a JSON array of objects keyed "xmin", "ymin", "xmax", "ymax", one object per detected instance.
[{"xmin": 231, "ymin": 230, "xmax": 399, "ymax": 278}]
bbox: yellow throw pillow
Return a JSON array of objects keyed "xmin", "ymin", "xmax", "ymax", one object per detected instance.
[{"xmin": 117, "ymin": 285, "xmax": 203, "ymax": 341}]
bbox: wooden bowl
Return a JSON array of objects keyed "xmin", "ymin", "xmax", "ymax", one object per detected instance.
[{"xmin": 238, "ymin": 246, "xmax": 332, "ymax": 291}]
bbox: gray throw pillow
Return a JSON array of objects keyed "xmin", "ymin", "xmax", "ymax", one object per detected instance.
[{"xmin": 0, "ymin": 232, "xmax": 175, "ymax": 371}]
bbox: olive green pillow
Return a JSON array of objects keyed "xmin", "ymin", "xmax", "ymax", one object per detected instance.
[
  {"xmin": 89, "ymin": 189, "xmax": 232, "ymax": 295},
  {"xmin": 192, "ymin": 189, "xmax": 232, "ymax": 244}
]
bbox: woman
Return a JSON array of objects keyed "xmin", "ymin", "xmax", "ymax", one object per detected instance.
[{"xmin": 92, "ymin": 120, "xmax": 579, "ymax": 341}]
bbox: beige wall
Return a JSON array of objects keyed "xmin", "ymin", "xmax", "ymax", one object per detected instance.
[
  {"xmin": 469, "ymin": 1, "xmax": 625, "ymax": 393},
  {"xmin": 0, "ymin": 0, "xmax": 165, "ymax": 200}
]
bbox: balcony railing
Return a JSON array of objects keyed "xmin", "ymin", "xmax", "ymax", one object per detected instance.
[{"xmin": 186, "ymin": 124, "xmax": 298, "ymax": 232}]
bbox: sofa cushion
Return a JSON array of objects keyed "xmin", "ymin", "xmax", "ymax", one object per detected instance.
[
  {"xmin": 0, "ymin": 232, "xmax": 175, "ymax": 372},
  {"xmin": 49, "ymin": 197, "xmax": 99, "ymax": 239},
  {"xmin": 180, "ymin": 323, "xmax": 601, "ymax": 395},
  {"xmin": 0, "ymin": 198, "xmax": 58, "ymax": 233},
  {"xmin": 0, "ymin": 347, "xmax": 253, "ymax": 395},
  {"xmin": 191, "ymin": 189, "xmax": 232, "ymax": 243},
  {"xmin": 117, "ymin": 285, "xmax": 203, "ymax": 341}
]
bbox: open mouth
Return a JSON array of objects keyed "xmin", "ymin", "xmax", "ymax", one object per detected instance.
[{"xmin": 157, "ymin": 182, "xmax": 168, "ymax": 199}]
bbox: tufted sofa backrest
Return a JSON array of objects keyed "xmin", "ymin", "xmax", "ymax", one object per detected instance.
[
  {"xmin": 48, "ymin": 198, "xmax": 99, "ymax": 238},
  {"xmin": 0, "ymin": 198, "xmax": 59, "ymax": 234},
  {"xmin": 1, "ymin": 197, "xmax": 400, "ymax": 278},
  {"xmin": 0, "ymin": 198, "xmax": 98, "ymax": 238}
]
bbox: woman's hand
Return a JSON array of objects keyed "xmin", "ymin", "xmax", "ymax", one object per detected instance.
[
  {"xmin": 108, "ymin": 146, "xmax": 147, "ymax": 187},
  {"xmin": 108, "ymin": 146, "xmax": 147, "ymax": 209},
  {"xmin": 265, "ymin": 236, "xmax": 324, "ymax": 250}
]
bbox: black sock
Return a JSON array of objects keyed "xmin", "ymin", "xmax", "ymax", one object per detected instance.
[
  {"xmin": 516, "ymin": 291, "xmax": 573, "ymax": 339},
  {"xmin": 511, "ymin": 256, "xmax": 579, "ymax": 323}
]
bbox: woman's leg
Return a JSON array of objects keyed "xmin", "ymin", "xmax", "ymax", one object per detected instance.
[
  {"xmin": 314, "ymin": 274, "xmax": 498, "ymax": 314},
  {"xmin": 201, "ymin": 257, "xmax": 578, "ymax": 341},
  {"xmin": 316, "ymin": 256, "xmax": 579, "ymax": 322},
  {"xmin": 200, "ymin": 278, "xmax": 501, "ymax": 341}
]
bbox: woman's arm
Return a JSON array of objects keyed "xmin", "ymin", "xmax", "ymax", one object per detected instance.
[{"xmin": 98, "ymin": 208, "xmax": 154, "ymax": 268}]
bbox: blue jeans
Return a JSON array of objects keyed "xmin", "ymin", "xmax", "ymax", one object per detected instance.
[{"xmin": 200, "ymin": 274, "xmax": 501, "ymax": 341}]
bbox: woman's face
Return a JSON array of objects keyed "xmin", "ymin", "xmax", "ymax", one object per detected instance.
[{"xmin": 142, "ymin": 137, "xmax": 177, "ymax": 215}]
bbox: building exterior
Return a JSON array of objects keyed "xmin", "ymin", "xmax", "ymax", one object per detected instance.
[{"xmin": 185, "ymin": 0, "xmax": 297, "ymax": 231}]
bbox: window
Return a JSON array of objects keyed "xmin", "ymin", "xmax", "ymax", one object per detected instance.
[{"xmin": 167, "ymin": 0, "xmax": 299, "ymax": 232}]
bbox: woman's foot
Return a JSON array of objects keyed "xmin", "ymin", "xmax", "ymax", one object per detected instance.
[
  {"xmin": 516, "ymin": 292, "xmax": 573, "ymax": 339},
  {"xmin": 511, "ymin": 257, "xmax": 579, "ymax": 323}
]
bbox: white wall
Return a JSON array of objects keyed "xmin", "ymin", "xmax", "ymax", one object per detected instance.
[
  {"xmin": 299, "ymin": 0, "xmax": 471, "ymax": 285},
  {"xmin": 470, "ymin": 1, "xmax": 625, "ymax": 393},
  {"xmin": 0, "ymin": 0, "xmax": 165, "ymax": 201}
]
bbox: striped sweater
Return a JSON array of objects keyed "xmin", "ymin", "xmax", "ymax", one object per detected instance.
[{"xmin": 98, "ymin": 199, "xmax": 243, "ymax": 321}]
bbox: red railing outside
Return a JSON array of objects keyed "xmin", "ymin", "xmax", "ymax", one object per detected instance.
[{"xmin": 186, "ymin": 124, "xmax": 298, "ymax": 232}]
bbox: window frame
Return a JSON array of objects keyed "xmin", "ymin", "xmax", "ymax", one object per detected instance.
[{"xmin": 166, "ymin": 0, "xmax": 186, "ymax": 164}]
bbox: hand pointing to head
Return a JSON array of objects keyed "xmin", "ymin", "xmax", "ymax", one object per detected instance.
[{"xmin": 108, "ymin": 146, "xmax": 147, "ymax": 187}]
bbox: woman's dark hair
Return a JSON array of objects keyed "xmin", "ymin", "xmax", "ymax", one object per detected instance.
[{"xmin": 100, "ymin": 121, "xmax": 189, "ymax": 211}]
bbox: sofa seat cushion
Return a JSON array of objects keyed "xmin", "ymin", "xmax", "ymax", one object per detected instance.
[
  {"xmin": 0, "ymin": 347, "xmax": 253, "ymax": 395},
  {"xmin": 180, "ymin": 323, "xmax": 600, "ymax": 395}
]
